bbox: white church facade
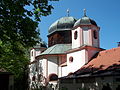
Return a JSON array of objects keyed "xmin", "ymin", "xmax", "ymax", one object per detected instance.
[{"xmin": 29, "ymin": 10, "xmax": 120, "ymax": 90}]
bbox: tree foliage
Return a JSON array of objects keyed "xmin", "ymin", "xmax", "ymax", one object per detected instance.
[
  {"xmin": 0, "ymin": 0, "xmax": 57, "ymax": 89},
  {"xmin": 0, "ymin": 0, "xmax": 54, "ymax": 46}
]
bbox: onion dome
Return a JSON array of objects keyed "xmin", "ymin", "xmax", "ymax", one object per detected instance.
[
  {"xmin": 48, "ymin": 17, "xmax": 77, "ymax": 35},
  {"xmin": 74, "ymin": 9, "xmax": 97, "ymax": 27}
]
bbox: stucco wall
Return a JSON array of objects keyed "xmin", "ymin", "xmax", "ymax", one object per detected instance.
[
  {"xmin": 72, "ymin": 27, "xmax": 83, "ymax": 49},
  {"xmin": 30, "ymin": 49, "xmax": 35, "ymax": 62},
  {"xmin": 87, "ymin": 48, "xmax": 99, "ymax": 61},
  {"xmin": 67, "ymin": 49, "xmax": 86, "ymax": 74},
  {"xmin": 72, "ymin": 26, "xmax": 100, "ymax": 49},
  {"xmin": 93, "ymin": 30, "xmax": 99, "ymax": 48},
  {"xmin": 30, "ymin": 48, "xmax": 45, "ymax": 62},
  {"xmin": 60, "ymin": 66, "xmax": 68, "ymax": 77},
  {"xmin": 35, "ymin": 50, "xmax": 41, "ymax": 57},
  {"xmin": 83, "ymin": 30, "xmax": 89, "ymax": 45},
  {"xmin": 48, "ymin": 56, "xmax": 59, "ymax": 76},
  {"xmin": 39, "ymin": 59, "xmax": 47, "ymax": 77}
]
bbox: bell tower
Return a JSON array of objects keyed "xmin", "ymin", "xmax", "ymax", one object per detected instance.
[
  {"xmin": 66, "ymin": 10, "xmax": 102, "ymax": 74},
  {"xmin": 72, "ymin": 9, "xmax": 100, "ymax": 49},
  {"xmin": 30, "ymin": 42, "xmax": 47, "ymax": 62}
]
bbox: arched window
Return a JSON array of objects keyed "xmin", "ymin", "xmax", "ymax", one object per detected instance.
[
  {"xmin": 74, "ymin": 31, "xmax": 78, "ymax": 40},
  {"xmin": 51, "ymin": 37, "xmax": 55, "ymax": 45},
  {"xmin": 32, "ymin": 76, "xmax": 36, "ymax": 81},
  {"xmin": 69, "ymin": 56, "xmax": 73, "ymax": 62},
  {"xmin": 93, "ymin": 30, "xmax": 97, "ymax": 39},
  {"xmin": 49, "ymin": 73, "xmax": 58, "ymax": 81}
]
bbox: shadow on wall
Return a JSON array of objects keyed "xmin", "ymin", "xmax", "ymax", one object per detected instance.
[
  {"xmin": 59, "ymin": 63, "xmax": 120, "ymax": 90},
  {"xmin": 48, "ymin": 73, "xmax": 58, "ymax": 81},
  {"xmin": 102, "ymin": 83, "xmax": 112, "ymax": 90}
]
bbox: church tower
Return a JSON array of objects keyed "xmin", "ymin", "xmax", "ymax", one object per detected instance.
[
  {"xmin": 30, "ymin": 42, "xmax": 47, "ymax": 62},
  {"xmin": 66, "ymin": 10, "xmax": 102, "ymax": 74},
  {"xmin": 72, "ymin": 9, "xmax": 100, "ymax": 49}
]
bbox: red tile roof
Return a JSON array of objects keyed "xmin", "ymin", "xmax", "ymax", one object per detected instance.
[{"xmin": 75, "ymin": 47, "xmax": 120, "ymax": 75}]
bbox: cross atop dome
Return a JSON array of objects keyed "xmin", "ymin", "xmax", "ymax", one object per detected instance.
[
  {"xmin": 83, "ymin": 8, "xmax": 87, "ymax": 17},
  {"xmin": 67, "ymin": 8, "xmax": 70, "ymax": 17}
]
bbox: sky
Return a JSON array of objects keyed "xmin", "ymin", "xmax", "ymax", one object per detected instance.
[{"xmin": 39, "ymin": 0, "xmax": 120, "ymax": 49}]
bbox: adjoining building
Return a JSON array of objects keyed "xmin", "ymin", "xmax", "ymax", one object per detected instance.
[
  {"xmin": 0, "ymin": 68, "xmax": 14, "ymax": 90},
  {"xmin": 29, "ymin": 10, "xmax": 120, "ymax": 90}
]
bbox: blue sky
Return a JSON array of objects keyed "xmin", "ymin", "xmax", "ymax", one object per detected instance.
[{"xmin": 39, "ymin": 0, "xmax": 120, "ymax": 49}]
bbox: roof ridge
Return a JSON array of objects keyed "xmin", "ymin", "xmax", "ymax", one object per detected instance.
[
  {"xmin": 100, "ymin": 47, "xmax": 120, "ymax": 54},
  {"xmin": 47, "ymin": 45, "xmax": 57, "ymax": 54}
]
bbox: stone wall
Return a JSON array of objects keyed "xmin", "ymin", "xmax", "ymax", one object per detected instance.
[{"xmin": 59, "ymin": 75, "xmax": 120, "ymax": 90}]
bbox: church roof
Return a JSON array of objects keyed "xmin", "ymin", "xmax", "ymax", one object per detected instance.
[
  {"xmin": 75, "ymin": 47, "xmax": 120, "ymax": 76},
  {"xmin": 74, "ymin": 16, "xmax": 97, "ymax": 27},
  {"xmin": 40, "ymin": 44, "xmax": 71, "ymax": 55},
  {"xmin": 48, "ymin": 17, "xmax": 76, "ymax": 35},
  {"xmin": 61, "ymin": 47, "xmax": 120, "ymax": 79}
]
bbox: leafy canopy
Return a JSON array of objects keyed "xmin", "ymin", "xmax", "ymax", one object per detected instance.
[
  {"xmin": 0, "ymin": 0, "xmax": 57, "ymax": 89},
  {"xmin": 0, "ymin": 0, "xmax": 54, "ymax": 47}
]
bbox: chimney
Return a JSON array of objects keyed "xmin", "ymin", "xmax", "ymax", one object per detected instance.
[{"xmin": 117, "ymin": 42, "xmax": 120, "ymax": 47}]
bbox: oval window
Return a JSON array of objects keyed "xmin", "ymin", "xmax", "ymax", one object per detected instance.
[
  {"xmin": 93, "ymin": 30, "xmax": 97, "ymax": 39},
  {"xmin": 69, "ymin": 56, "xmax": 73, "ymax": 62},
  {"xmin": 74, "ymin": 31, "xmax": 78, "ymax": 40}
]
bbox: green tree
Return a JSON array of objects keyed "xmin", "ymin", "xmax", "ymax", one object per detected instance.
[{"xmin": 0, "ymin": 0, "xmax": 57, "ymax": 89}]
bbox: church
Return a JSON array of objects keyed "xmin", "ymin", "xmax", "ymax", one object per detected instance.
[{"xmin": 29, "ymin": 10, "xmax": 120, "ymax": 90}]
